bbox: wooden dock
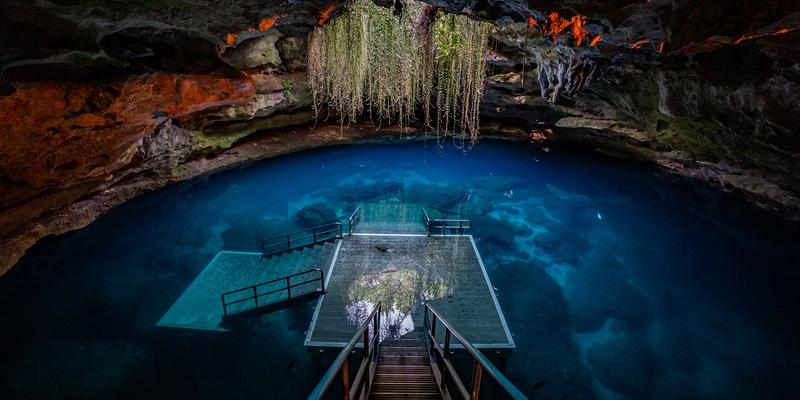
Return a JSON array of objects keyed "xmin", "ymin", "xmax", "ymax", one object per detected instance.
[
  {"xmin": 159, "ymin": 201, "xmax": 512, "ymax": 349},
  {"xmin": 305, "ymin": 234, "xmax": 514, "ymax": 348}
]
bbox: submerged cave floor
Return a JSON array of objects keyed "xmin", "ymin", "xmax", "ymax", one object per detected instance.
[{"xmin": 0, "ymin": 140, "xmax": 799, "ymax": 399}]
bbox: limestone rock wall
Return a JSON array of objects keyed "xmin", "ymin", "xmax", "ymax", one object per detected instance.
[{"xmin": 0, "ymin": 0, "xmax": 798, "ymax": 274}]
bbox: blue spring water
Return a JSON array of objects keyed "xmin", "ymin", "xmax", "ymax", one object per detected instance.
[{"xmin": 1, "ymin": 139, "xmax": 798, "ymax": 399}]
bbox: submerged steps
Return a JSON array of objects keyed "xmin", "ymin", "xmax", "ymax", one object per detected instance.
[{"xmin": 352, "ymin": 202, "xmax": 428, "ymax": 234}]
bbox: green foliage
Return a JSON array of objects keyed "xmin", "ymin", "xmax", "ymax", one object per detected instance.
[
  {"xmin": 281, "ymin": 78, "xmax": 295, "ymax": 97},
  {"xmin": 308, "ymin": 0, "xmax": 490, "ymax": 142},
  {"xmin": 432, "ymin": 14, "xmax": 489, "ymax": 141}
]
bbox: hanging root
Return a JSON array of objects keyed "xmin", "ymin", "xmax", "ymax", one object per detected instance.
[
  {"xmin": 532, "ymin": 44, "xmax": 596, "ymax": 102},
  {"xmin": 307, "ymin": 0, "xmax": 491, "ymax": 142}
]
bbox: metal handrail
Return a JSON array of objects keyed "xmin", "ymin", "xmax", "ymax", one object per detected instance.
[
  {"xmin": 423, "ymin": 303, "xmax": 527, "ymax": 400},
  {"xmin": 424, "ymin": 205, "xmax": 465, "ymax": 218},
  {"xmin": 348, "ymin": 206, "xmax": 362, "ymax": 235},
  {"xmin": 422, "ymin": 207, "xmax": 472, "ymax": 236},
  {"xmin": 221, "ymin": 268, "xmax": 324, "ymax": 317},
  {"xmin": 308, "ymin": 303, "xmax": 382, "ymax": 400},
  {"xmin": 261, "ymin": 221, "xmax": 343, "ymax": 258}
]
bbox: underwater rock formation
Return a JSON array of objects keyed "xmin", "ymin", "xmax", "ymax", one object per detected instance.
[{"xmin": 0, "ymin": 0, "xmax": 799, "ymax": 274}]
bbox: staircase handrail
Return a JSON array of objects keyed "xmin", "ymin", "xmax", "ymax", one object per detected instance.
[
  {"xmin": 260, "ymin": 221, "xmax": 343, "ymax": 257},
  {"xmin": 423, "ymin": 303, "xmax": 527, "ymax": 400},
  {"xmin": 348, "ymin": 206, "xmax": 362, "ymax": 235},
  {"xmin": 308, "ymin": 303, "xmax": 382, "ymax": 400}
]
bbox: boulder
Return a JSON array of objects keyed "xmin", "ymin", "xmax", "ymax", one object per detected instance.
[{"xmin": 219, "ymin": 30, "xmax": 284, "ymax": 70}]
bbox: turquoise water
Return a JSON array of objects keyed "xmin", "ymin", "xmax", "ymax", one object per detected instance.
[{"xmin": 1, "ymin": 139, "xmax": 798, "ymax": 399}]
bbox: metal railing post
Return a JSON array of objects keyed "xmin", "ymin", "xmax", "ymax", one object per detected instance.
[
  {"xmin": 373, "ymin": 311, "xmax": 379, "ymax": 340},
  {"xmin": 470, "ymin": 359, "xmax": 484, "ymax": 400},
  {"xmin": 286, "ymin": 276, "xmax": 292, "ymax": 299},
  {"xmin": 341, "ymin": 358, "xmax": 351, "ymax": 400},
  {"xmin": 440, "ymin": 327, "xmax": 450, "ymax": 392},
  {"xmin": 363, "ymin": 329, "xmax": 371, "ymax": 395},
  {"xmin": 444, "ymin": 330, "xmax": 451, "ymax": 358},
  {"xmin": 287, "ymin": 235, "xmax": 291, "ymax": 251},
  {"xmin": 253, "ymin": 287, "xmax": 258, "ymax": 308},
  {"xmin": 313, "ymin": 227, "xmax": 317, "ymax": 243},
  {"xmin": 221, "ymin": 295, "xmax": 227, "ymax": 317}
]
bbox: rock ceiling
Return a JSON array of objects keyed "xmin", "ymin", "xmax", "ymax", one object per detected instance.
[{"xmin": 0, "ymin": 0, "xmax": 798, "ymax": 273}]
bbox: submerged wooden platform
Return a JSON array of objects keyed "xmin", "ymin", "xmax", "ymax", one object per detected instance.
[
  {"xmin": 158, "ymin": 242, "xmax": 336, "ymax": 331},
  {"xmin": 305, "ymin": 234, "xmax": 514, "ymax": 348}
]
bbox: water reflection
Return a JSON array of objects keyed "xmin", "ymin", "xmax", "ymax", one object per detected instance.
[{"xmin": 345, "ymin": 268, "xmax": 452, "ymax": 340}]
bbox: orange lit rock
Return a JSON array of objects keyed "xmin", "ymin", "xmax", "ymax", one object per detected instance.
[
  {"xmin": 531, "ymin": 11, "xmax": 595, "ymax": 47},
  {"xmin": 258, "ymin": 17, "xmax": 278, "ymax": 32},
  {"xmin": 318, "ymin": 1, "xmax": 339, "ymax": 27},
  {"xmin": 225, "ymin": 32, "xmax": 237, "ymax": 46},
  {"xmin": 733, "ymin": 27, "xmax": 798, "ymax": 44},
  {"xmin": 0, "ymin": 73, "xmax": 256, "ymax": 205},
  {"xmin": 569, "ymin": 15, "xmax": 588, "ymax": 46},
  {"xmin": 547, "ymin": 11, "xmax": 572, "ymax": 41}
]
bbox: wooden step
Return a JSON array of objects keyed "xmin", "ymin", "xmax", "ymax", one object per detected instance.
[
  {"xmin": 376, "ymin": 365, "xmax": 435, "ymax": 374},
  {"xmin": 369, "ymin": 393, "xmax": 442, "ymax": 400},
  {"xmin": 379, "ymin": 356, "xmax": 429, "ymax": 366},
  {"xmin": 380, "ymin": 350, "xmax": 428, "ymax": 357},
  {"xmin": 373, "ymin": 382, "xmax": 439, "ymax": 390},
  {"xmin": 373, "ymin": 374, "xmax": 436, "ymax": 383},
  {"xmin": 370, "ymin": 331, "xmax": 442, "ymax": 400}
]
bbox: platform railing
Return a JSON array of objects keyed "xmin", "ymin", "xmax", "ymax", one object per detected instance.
[
  {"xmin": 261, "ymin": 221, "xmax": 343, "ymax": 258},
  {"xmin": 308, "ymin": 303, "xmax": 382, "ymax": 400},
  {"xmin": 220, "ymin": 268, "xmax": 324, "ymax": 318},
  {"xmin": 348, "ymin": 206, "xmax": 362, "ymax": 235},
  {"xmin": 422, "ymin": 207, "xmax": 472, "ymax": 236},
  {"xmin": 423, "ymin": 303, "xmax": 527, "ymax": 400}
]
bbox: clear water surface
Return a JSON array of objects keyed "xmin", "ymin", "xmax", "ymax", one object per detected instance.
[{"xmin": 1, "ymin": 139, "xmax": 798, "ymax": 400}]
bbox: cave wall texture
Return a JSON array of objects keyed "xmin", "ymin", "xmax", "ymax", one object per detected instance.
[{"xmin": 0, "ymin": 0, "xmax": 799, "ymax": 275}]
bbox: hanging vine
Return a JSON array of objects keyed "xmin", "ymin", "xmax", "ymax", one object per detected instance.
[{"xmin": 307, "ymin": 0, "xmax": 490, "ymax": 142}]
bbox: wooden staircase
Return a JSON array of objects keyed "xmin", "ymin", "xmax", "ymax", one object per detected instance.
[
  {"xmin": 308, "ymin": 303, "xmax": 527, "ymax": 400},
  {"xmin": 371, "ymin": 330, "xmax": 442, "ymax": 400}
]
